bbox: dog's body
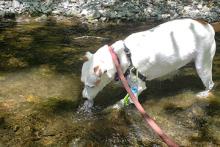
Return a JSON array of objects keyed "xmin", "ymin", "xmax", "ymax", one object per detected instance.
[{"xmin": 81, "ymin": 19, "xmax": 219, "ymax": 108}]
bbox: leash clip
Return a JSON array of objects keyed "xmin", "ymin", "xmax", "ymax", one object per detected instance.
[{"xmin": 129, "ymin": 66, "xmax": 135, "ymax": 74}]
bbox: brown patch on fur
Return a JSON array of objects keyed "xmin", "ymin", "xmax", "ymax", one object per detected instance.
[
  {"xmin": 195, "ymin": 19, "xmax": 220, "ymax": 32},
  {"xmin": 81, "ymin": 55, "xmax": 89, "ymax": 61},
  {"xmin": 95, "ymin": 79, "xmax": 101, "ymax": 86},
  {"xmin": 211, "ymin": 22, "xmax": 220, "ymax": 32},
  {"xmin": 94, "ymin": 66, "xmax": 102, "ymax": 77},
  {"xmin": 94, "ymin": 66, "xmax": 99, "ymax": 72},
  {"xmin": 194, "ymin": 19, "xmax": 208, "ymax": 25}
]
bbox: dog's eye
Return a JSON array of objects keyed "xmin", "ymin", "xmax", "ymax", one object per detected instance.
[
  {"xmin": 87, "ymin": 75, "xmax": 98, "ymax": 84},
  {"xmin": 86, "ymin": 84, "xmax": 95, "ymax": 88},
  {"xmin": 86, "ymin": 74, "xmax": 101, "ymax": 87}
]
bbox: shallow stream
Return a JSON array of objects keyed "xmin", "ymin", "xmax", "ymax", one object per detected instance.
[{"xmin": 0, "ymin": 17, "xmax": 220, "ymax": 146}]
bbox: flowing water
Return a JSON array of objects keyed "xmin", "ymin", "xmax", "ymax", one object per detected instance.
[{"xmin": 0, "ymin": 17, "xmax": 220, "ymax": 147}]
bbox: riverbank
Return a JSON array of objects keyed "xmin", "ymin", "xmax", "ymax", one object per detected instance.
[{"xmin": 0, "ymin": 0, "xmax": 220, "ymax": 23}]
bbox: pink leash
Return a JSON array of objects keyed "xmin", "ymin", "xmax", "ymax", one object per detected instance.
[{"xmin": 109, "ymin": 46, "xmax": 179, "ymax": 147}]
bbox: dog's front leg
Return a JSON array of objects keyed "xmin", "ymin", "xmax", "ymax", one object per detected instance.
[
  {"xmin": 113, "ymin": 78, "xmax": 147, "ymax": 109},
  {"xmin": 128, "ymin": 79, "xmax": 147, "ymax": 103}
]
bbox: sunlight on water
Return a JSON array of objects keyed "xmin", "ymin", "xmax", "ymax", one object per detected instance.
[
  {"xmin": 0, "ymin": 18, "xmax": 219, "ymax": 146},
  {"xmin": 0, "ymin": 66, "xmax": 80, "ymax": 103}
]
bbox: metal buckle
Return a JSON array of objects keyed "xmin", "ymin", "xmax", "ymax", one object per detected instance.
[{"xmin": 129, "ymin": 66, "xmax": 135, "ymax": 74}]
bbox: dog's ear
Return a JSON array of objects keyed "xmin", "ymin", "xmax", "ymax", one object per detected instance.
[
  {"xmin": 83, "ymin": 51, "xmax": 93, "ymax": 61},
  {"xmin": 93, "ymin": 66, "xmax": 102, "ymax": 77},
  {"xmin": 97, "ymin": 45, "xmax": 116, "ymax": 79}
]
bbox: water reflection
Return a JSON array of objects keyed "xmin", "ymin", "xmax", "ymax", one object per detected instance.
[{"xmin": 0, "ymin": 18, "xmax": 219, "ymax": 146}]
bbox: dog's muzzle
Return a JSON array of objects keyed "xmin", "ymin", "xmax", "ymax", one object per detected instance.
[
  {"xmin": 82, "ymin": 86, "xmax": 98, "ymax": 99},
  {"xmin": 82, "ymin": 88, "xmax": 89, "ymax": 99}
]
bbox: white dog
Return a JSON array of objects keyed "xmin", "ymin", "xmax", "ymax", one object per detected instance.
[{"xmin": 81, "ymin": 18, "xmax": 219, "ymax": 108}]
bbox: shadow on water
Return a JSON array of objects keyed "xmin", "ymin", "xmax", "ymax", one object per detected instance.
[
  {"xmin": 0, "ymin": 18, "xmax": 87, "ymax": 74},
  {"xmin": 163, "ymin": 99, "xmax": 220, "ymax": 144},
  {"xmin": 0, "ymin": 17, "xmax": 220, "ymax": 146},
  {"xmin": 0, "ymin": 17, "xmax": 153, "ymax": 74}
]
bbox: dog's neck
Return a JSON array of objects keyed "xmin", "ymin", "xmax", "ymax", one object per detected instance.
[{"xmin": 110, "ymin": 40, "xmax": 130, "ymax": 74}]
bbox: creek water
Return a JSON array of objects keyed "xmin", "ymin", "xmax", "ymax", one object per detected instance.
[{"xmin": 0, "ymin": 17, "xmax": 220, "ymax": 146}]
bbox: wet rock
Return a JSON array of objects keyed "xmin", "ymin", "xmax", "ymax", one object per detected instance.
[
  {"xmin": 70, "ymin": 138, "xmax": 100, "ymax": 147},
  {"xmin": 13, "ymin": 125, "xmax": 20, "ymax": 132},
  {"xmin": 34, "ymin": 14, "xmax": 47, "ymax": 22}
]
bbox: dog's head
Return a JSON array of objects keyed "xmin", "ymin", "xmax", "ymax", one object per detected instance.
[{"xmin": 81, "ymin": 45, "xmax": 116, "ymax": 99}]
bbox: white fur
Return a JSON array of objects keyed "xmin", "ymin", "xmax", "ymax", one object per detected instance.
[{"xmin": 81, "ymin": 19, "xmax": 216, "ymax": 106}]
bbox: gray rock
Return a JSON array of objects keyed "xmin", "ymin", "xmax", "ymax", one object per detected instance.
[
  {"xmin": 13, "ymin": 0, "xmax": 20, "ymax": 8},
  {"xmin": 52, "ymin": 10, "xmax": 61, "ymax": 15},
  {"xmin": 34, "ymin": 14, "xmax": 47, "ymax": 22},
  {"xmin": 161, "ymin": 14, "xmax": 171, "ymax": 19},
  {"xmin": 93, "ymin": 10, "xmax": 101, "ymax": 19},
  {"xmin": 0, "ymin": 11, "xmax": 5, "ymax": 17}
]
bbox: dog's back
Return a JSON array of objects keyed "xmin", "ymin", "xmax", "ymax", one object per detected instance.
[{"xmin": 124, "ymin": 19, "xmax": 215, "ymax": 80}]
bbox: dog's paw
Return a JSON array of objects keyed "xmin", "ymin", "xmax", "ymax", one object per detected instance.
[
  {"xmin": 196, "ymin": 90, "xmax": 212, "ymax": 98},
  {"xmin": 112, "ymin": 99, "xmax": 125, "ymax": 110}
]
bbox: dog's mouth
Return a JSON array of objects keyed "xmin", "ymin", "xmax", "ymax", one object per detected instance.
[
  {"xmin": 82, "ymin": 87, "xmax": 97, "ymax": 99},
  {"xmin": 82, "ymin": 88, "xmax": 89, "ymax": 98}
]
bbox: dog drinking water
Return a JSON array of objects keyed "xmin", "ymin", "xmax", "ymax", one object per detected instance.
[{"xmin": 81, "ymin": 18, "xmax": 220, "ymax": 109}]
